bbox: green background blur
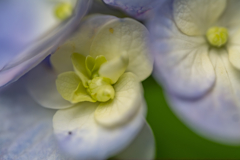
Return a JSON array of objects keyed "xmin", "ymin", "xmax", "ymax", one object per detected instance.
[{"xmin": 142, "ymin": 76, "xmax": 240, "ymax": 159}]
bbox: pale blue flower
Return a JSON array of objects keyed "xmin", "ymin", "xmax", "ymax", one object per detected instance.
[{"xmin": 149, "ymin": 0, "xmax": 240, "ymax": 144}]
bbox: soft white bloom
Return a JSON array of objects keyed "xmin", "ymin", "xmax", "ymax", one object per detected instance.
[
  {"xmin": 0, "ymin": 0, "xmax": 90, "ymax": 88},
  {"xmin": 26, "ymin": 15, "xmax": 154, "ymax": 159},
  {"xmin": 150, "ymin": 0, "xmax": 240, "ymax": 144}
]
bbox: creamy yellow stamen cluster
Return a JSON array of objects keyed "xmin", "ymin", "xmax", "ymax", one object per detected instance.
[
  {"xmin": 54, "ymin": 3, "xmax": 73, "ymax": 20},
  {"xmin": 206, "ymin": 27, "xmax": 228, "ymax": 47},
  {"xmin": 56, "ymin": 53, "xmax": 116, "ymax": 103}
]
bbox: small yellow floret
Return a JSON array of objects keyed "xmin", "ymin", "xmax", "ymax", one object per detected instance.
[
  {"xmin": 206, "ymin": 27, "xmax": 228, "ymax": 47},
  {"xmin": 54, "ymin": 3, "xmax": 73, "ymax": 20}
]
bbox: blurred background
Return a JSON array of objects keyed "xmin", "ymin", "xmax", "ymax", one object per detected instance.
[{"xmin": 143, "ymin": 75, "xmax": 240, "ymax": 159}]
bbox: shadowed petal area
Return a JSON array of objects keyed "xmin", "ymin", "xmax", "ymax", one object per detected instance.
[
  {"xmin": 149, "ymin": 0, "xmax": 215, "ymax": 99},
  {"xmin": 26, "ymin": 62, "xmax": 73, "ymax": 109},
  {"xmin": 0, "ymin": 0, "xmax": 91, "ymax": 88},
  {"xmin": 173, "ymin": 0, "xmax": 226, "ymax": 36},
  {"xmin": 0, "ymin": 81, "xmax": 68, "ymax": 160},
  {"xmin": 103, "ymin": 0, "xmax": 163, "ymax": 20},
  {"xmin": 114, "ymin": 122, "xmax": 155, "ymax": 159},
  {"xmin": 166, "ymin": 49, "xmax": 240, "ymax": 144},
  {"xmin": 53, "ymin": 100, "xmax": 146, "ymax": 159}
]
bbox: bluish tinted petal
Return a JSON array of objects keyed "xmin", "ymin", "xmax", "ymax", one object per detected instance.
[
  {"xmin": 166, "ymin": 49, "xmax": 240, "ymax": 144},
  {"xmin": 149, "ymin": 0, "xmax": 215, "ymax": 99},
  {"xmin": 0, "ymin": 0, "xmax": 91, "ymax": 88},
  {"xmin": 103, "ymin": 0, "xmax": 164, "ymax": 20},
  {"xmin": 114, "ymin": 121, "xmax": 155, "ymax": 159},
  {"xmin": 53, "ymin": 99, "xmax": 147, "ymax": 159},
  {"xmin": 0, "ymin": 81, "xmax": 68, "ymax": 159}
]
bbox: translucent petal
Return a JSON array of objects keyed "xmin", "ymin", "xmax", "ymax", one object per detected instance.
[
  {"xmin": 53, "ymin": 101, "xmax": 145, "ymax": 159},
  {"xmin": 99, "ymin": 51, "xmax": 129, "ymax": 84},
  {"xmin": 166, "ymin": 49, "xmax": 240, "ymax": 144},
  {"xmin": 94, "ymin": 72, "xmax": 142, "ymax": 127},
  {"xmin": 173, "ymin": 0, "xmax": 226, "ymax": 36},
  {"xmin": 92, "ymin": 55, "xmax": 107, "ymax": 74},
  {"xmin": 85, "ymin": 55, "xmax": 95, "ymax": 75},
  {"xmin": 0, "ymin": 0, "xmax": 91, "ymax": 87},
  {"xmin": 26, "ymin": 62, "xmax": 73, "ymax": 109},
  {"xmin": 114, "ymin": 122, "xmax": 155, "ymax": 159},
  {"xmin": 90, "ymin": 17, "xmax": 153, "ymax": 81},
  {"xmin": 71, "ymin": 53, "xmax": 90, "ymax": 87},
  {"xmin": 0, "ymin": 81, "xmax": 68, "ymax": 159},
  {"xmin": 149, "ymin": 0, "xmax": 215, "ymax": 98}
]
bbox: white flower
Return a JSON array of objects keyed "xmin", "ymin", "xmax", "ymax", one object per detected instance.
[
  {"xmin": 0, "ymin": 0, "xmax": 90, "ymax": 87},
  {"xmin": 150, "ymin": 0, "xmax": 240, "ymax": 144},
  {"xmin": 26, "ymin": 14, "xmax": 154, "ymax": 159}
]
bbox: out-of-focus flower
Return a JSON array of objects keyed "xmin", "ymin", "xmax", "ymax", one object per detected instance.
[
  {"xmin": 150, "ymin": 0, "xmax": 240, "ymax": 144},
  {"xmin": 0, "ymin": 0, "xmax": 91, "ymax": 88},
  {"xmin": 103, "ymin": 0, "xmax": 164, "ymax": 20},
  {"xmin": 26, "ymin": 15, "xmax": 154, "ymax": 159}
]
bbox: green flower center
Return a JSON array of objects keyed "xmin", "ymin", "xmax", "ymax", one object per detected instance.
[
  {"xmin": 55, "ymin": 53, "xmax": 115, "ymax": 103},
  {"xmin": 206, "ymin": 27, "xmax": 228, "ymax": 47},
  {"xmin": 54, "ymin": 3, "xmax": 73, "ymax": 20}
]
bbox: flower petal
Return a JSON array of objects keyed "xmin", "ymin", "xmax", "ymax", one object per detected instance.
[
  {"xmin": 53, "ymin": 100, "xmax": 146, "ymax": 159},
  {"xmin": 90, "ymin": 17, "xmax": 153, "ymax": 81},
  {"xmin": 166, "ymin": 49, "xmax": 240, "ymax": 144},
  {"xmin": 0, "ymin": 0, "xmax": 91, "ymax": 88},
  {"xmin": 173, "ymin": 0, "xmax": 226, "ymax": 36},
  {"xmin": 228, "ymin": 45, "xmax": 240, "ymax": 70},
  {"xmin": 149, "ymin": 0, "xmax": 215, "ymax": 98},
  {"xmin": 103, "ymin": 0, "xmax": 162, "ymax": 20},
  {"xmin": 94, "ymin": 72, "xmax": 142, "ymax": 127},
  {"xmin": 71, "ymin": 53, "xmax": 90, "ymax": 87},
  {"xmin": 114, "ymin": 122, "xmax": 155, "ymax": 159},
  {"xmin": 0, "ymin": 80, "xmax": 67, "ymax": 159},
  {"xmin": 99, "ymin": 51, "xmax": 129, "ymax": 84},
  {"xmin": 26, "ymin": 62, "xmax": 73, "ymax": 109}
]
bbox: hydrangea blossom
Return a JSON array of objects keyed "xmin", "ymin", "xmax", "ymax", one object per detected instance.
[
  {"xmin": 26, "ymin": 15, "xmax": 154, "ymax": 159},
  {"xmin": 0, "ymin": 0, "xmax": 90, "ymax": 88},
  {"xmin": 150, "ymin": 0, "xmax": 240, "ymax": 144}
]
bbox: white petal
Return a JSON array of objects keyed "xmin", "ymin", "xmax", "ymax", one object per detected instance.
[
  {"xmin": 26, "ymin": 62, "xmax": 73, "ymax": 109},
  {"xmin": 114, "ymin": 122, "xmax": 155, "ymax": 159},
  {"xmin": 173, "ymin": 0, "xmax": 226, "ymax": 36},
  {"xmin": 0, "ymin": 0, "xmax": 91, "ymax": 88},
  {"xmin": 53, "ymin": 101, "xmax": 146, "ymax": 159},
  {"xmin": 218, "ymin": 0, "xmax": 240, "ymax": 30},
  {"xmin": 90, "ymin": 16, "xmax": 153, "ymax": 81},
  {"xmin": 166, "ymin": 49, "xmax": 240, "ymax": 144},
  {"xmin": 149, "ymin": 1, "xmax": 215, "ymax": 98},
  {"xmin": 99, "ymin": 51, "xmax": 129, "ymax": 84},
  {"xmin": 94, "ymin": 72, "xmax": 142, "ymax": 127},
  {"xmin": 228, "ymin": 45, "xmax": 240, "ymax": 70},
  {"xmin": 0, "ymin": 81, "xmax": 67, "ymax": 159}
]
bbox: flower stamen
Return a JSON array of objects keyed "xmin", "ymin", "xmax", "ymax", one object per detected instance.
[{"xmin": 206, "ymin": 27, "xmax": 228, "ymax": 47}]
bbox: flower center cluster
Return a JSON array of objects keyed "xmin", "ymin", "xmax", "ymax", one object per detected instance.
[
  {"xmin": 206, "ymin": 27, "xmax": 228, "ymax": 47},
  {"xmin": 55, "ymin": 53, "xmax": 116, "ymax": 104},
  {"xmin": 54, "ymin": 3, "xmax": 73, "ymax": 20},
  {"xmin": 87, "ymin": 77, "xmax": 115, "ymax": 102}
]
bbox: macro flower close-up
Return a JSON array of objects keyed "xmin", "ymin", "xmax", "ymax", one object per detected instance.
[
  {"xmin": 150, "ymin": 0, "xmax": 240, "ymax": 143},
  {"xmin": 25, "ymin": 14, "xmax": 154, "ymax": 159},
  {"xmin": 5, "ymin": 0, "xmax": 240, "ymax": 159}
]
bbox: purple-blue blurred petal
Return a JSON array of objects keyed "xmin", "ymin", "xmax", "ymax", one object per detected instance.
[
  {"xmin": 103, "ymin": 0, "xmax": 164, "ymax": 20},
  {"xmin": 0, "ymin": 81, "xmax": 69, "ymax": 159},
  {"xmin": 0, "ymin": 0, "xmax": 91, "ymax": 88}
]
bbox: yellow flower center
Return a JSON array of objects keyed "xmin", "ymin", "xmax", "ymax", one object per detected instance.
[
  {"xmin": 54, "ymin": 3, "xmax": 73, "ymax": 20},
  {"xmin": 206, "ymin": 27, "xmax": 228, "ymax": 47},
  {"xmin": 88, "ymin": 77, "xmax": 115, "ymax": 102}
]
